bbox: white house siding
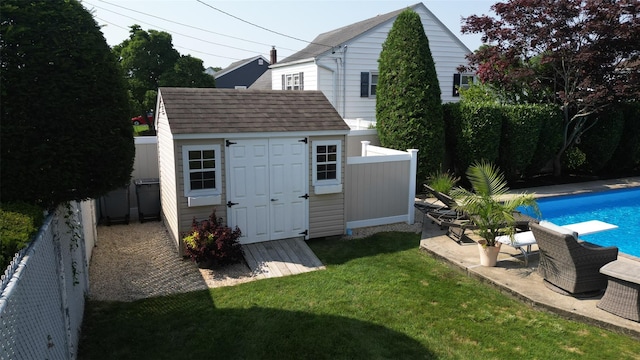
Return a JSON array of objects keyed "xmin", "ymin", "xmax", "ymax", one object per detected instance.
[
  {"xmin": 155, "ymin": 105, "xmax": 180, "ymax": 250},
  {"xmin": 175, "ymin": 138, "xmax": 227, "ymax": 248},
  {"xmin": 341, "ymin": 7, "xmax": 469, "ymax": 121},
  {"xmin": 316, "ymin": 61, "xmax": 337, "ymax": 110},
  {"xmin": 270, "ymin": 62, "xmax": 318, "ymax": 91},
  {"xmin": 273, "ymin": 5, "xmax": 470, "ymax": 121},
  {"xmin": 308, "ymin": 135, "xmax": 346, "ymax": 238},
  {"xmin": 346, "ymin": 131, "xmax": 380, "ymax": 157}
]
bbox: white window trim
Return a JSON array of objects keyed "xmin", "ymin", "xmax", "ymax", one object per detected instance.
[
  {"xmin": 458, "ymin": 74, "xmax": 476, "ymax": 90},
  {"xmin": 182, "ymin": 144, "xmax": 222, "ymax": 198},
  {"xmin": 369, "ymin": 71, "xmax": 378, "ymax": 97},
  {"xmin": 312, "ymin": 140, "xmax": 342, "ymax": 191},
  {"xmin": 286, "ymin": 73, "xmax": 300, "ymax": 90}
]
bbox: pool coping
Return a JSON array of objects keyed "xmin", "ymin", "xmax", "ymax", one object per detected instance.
[{"xmin": 419, "ymin": 176, "xmax": 640, "ymax": 339}]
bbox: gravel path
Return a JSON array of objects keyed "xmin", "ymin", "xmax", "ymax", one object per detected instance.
[
  {"xmin": 88, "ymin": 215, "xmax": 423, "ymax": 302},
  {"xmin": 89, "ymin": 222, "xmax": 208, "ymax": 301}
]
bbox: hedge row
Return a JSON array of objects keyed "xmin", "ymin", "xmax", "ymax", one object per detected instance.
[
  {"xmin": 442, "ymin": 102, "xmax": 639, "ymax": 180},
  {"xmin": 0, "ymin": 202, "xmax": 45, "ymax": 270}
]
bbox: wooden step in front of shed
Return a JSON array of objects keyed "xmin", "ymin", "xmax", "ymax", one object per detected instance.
[{"xmin": 242, "ymin": 238, "xmax": 325, "ymax": 279}]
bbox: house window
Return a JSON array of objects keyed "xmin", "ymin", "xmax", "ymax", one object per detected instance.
[
  {"xmin": 453, "ymin": 73, "xmax": 476, "ymax": 97},
  {"xmin": 282, "ymin": 72, "xmax": 304, "ymax": 90},
  {"xmin": 182, "ymin": 145, "xmax": 221, "ymax": 197},
  {"xmin": 360, "ymin": 71, "xmax": 378, "ymax": 97},
  {"xmin": 312, "ymin": 140, "xmax": 342, "ymax": 194}
]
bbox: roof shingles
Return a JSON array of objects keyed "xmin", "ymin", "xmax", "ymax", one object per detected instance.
[
  {"xmin": 279, "ymin": 4, "xmax": 414, "ymax": 63},
  {"xmin": 159, "ymin": 87, "xmax": 349, "ymax": 135}
]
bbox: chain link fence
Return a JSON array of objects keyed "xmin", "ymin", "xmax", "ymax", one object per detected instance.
[{"xmin": 1, "ymin": 202, "xmax": 90, "ymax": 360}]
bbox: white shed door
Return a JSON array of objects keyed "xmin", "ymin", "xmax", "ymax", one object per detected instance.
[{"xmin": 227, "ymin": 138, "xmax": 308, "ymax": 244}]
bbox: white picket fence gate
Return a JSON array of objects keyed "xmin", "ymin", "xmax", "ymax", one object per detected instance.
[{"xmin": 0, "ymin": 201, "xmax": 95, "ymax": 360}]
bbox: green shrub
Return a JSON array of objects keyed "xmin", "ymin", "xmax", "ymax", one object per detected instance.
[
  {"xmin": 1, "ymin": 0, "xmax": 134, "ymax": 207},
  {"xmin": 456, "ymin": 102, "xmax": 504, "ymax": 172},
  {"xmin": 605, "ymin": 102, "xmax": 640, "ymax": 174},
  {"xmin": 376, "ymin": 9, "xmax": 444, "ymax": 180},
  {"xmin": 525, "ymin": 106, "xmax": 564, "ymax": 176},
  {"xmin": 563, "ymin": 146, "xmax": 587, "ymax": 171},
  {"xmin": 442, "ymin": 102, "xmax": 462, "ymax": 173},
  {"xmin": 1, "ymin": 202, "xmax": 45, "ymax": 270},
  {"xmin": 498, "ymin": 104, "xmax": 546, "ymax": 180},
  {"xmin": 183, "ymin": 210, "xmax": 243, "ymax": 268},
  {"xmin": 578, "ymin": 107, "xmax": 625, "ymax": 173},
  {"xmin": 426, "ymin": 171, "xmax": 459, "ymax": 195}
]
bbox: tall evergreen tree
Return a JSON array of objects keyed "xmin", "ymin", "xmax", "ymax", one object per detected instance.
[
  {"xmin": 1, "ymin": 0, "xmax": 134, "ymax": 207},
  {"xmin": 376, "ymin": 9, "xmax": 444, "ymax": 181}
]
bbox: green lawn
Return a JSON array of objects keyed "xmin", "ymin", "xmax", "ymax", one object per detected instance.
[{"xmin": 78, "ymin": 232, "xmax": 640, "ymax": 359}]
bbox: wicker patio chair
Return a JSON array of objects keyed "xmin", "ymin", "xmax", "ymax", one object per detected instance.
[{"xmin": 530, "ymin": 222, "xmax": 618, "ymax": 295}]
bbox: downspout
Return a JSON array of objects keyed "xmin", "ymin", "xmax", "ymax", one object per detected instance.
[
  {"xmin": 315, "ymin": 59, "xmax": 337, "ymax": 111},
  {"xmin": 342, "ymin": 45, "xmax": 348, "ymax": 118}
]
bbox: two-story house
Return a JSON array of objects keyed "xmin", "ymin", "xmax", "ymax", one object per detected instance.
[{"xmin": 253, "ymin": 2, "xmax": 473, "ymax": 121}]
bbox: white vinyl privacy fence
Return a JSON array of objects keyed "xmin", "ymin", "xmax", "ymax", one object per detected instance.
[
  {"xmin": 345, "ymin": 141, "xmax": 418, "ymax": 229},
  {"xmin": 1, "ymin": 201, "xmax": 92, "ymax": 360}
]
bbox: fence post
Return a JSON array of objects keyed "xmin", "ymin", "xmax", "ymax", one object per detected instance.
[
  {"xmin": 361, "ymin": 141, "xmax": 370, "ymax": 156},
  {"xmin": 407, "ymin": 149, "xmax": 419, "ymax": 225}
]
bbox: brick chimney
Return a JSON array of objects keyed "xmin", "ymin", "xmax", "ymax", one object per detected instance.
[{"xmin": 270, "ymin": 46, "xmax": 277, "ymax": 65}]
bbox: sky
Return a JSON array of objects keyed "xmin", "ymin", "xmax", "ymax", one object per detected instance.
[{"xmin": 82, "ymin": 0, "xmax": 496, "ymax": 69}]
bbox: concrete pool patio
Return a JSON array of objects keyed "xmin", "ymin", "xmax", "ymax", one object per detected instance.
[{"xmin": 419, "ymin": 176, "xmax": 640, "ymax": 339}]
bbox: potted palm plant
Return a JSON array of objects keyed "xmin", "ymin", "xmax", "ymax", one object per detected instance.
[{"xmin": 450, "ymin": 161, "xmax": 539, "ymax": 266}]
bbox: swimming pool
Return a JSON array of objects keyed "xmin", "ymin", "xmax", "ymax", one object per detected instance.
[{"xmin": 520, "ymin": 187, "xmax": 640, "ymax": 258}]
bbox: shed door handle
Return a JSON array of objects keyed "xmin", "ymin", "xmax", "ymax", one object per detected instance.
[{"xmin": 271, "ymin": 198, "xmax": 278, "ymax": 202}]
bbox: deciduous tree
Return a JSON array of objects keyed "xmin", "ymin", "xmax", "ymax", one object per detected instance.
[
  {"xmin": 1, "ymin": 0, "xmax": 134, "ymax": 207},
  {"xmin": 376, "ymin": 9, "xmax": 444, "ymax": 180},
  {"xmin": 113, "ymin": 26, "xmax": 214, "ymax": 118},
  {"xmin": 159, "ymin": 55, "xmax": 216, "ymax": 88},
  {"xmin": 461, "ymin": 0, "xmax": 640, "ymax": 175}
]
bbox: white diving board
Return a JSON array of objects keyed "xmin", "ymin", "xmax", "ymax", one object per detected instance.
[{"xmin": 497, "ymin": 220, "xmax": 618, "ymax": 266}]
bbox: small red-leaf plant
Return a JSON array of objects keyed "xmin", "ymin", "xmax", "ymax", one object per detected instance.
[{"xmin": 182, "ymin": 210, "xmax": 243, "ymax": 268}]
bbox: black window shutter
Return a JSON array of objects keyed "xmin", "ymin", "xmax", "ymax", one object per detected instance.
[
  {"xmin": 360, "ymin": 72, "xmax": 369, "ymax": 97},
  {"xmin": 282, "ymin": 74, "xmax": 286, "ymax": 90},
  {"xmin": 299, "ymin": 72, "xmax": 304, "ymax": 90},
  {"xmin": 453, "ymin": 73, "xmax": 461, "ymax": 97}
]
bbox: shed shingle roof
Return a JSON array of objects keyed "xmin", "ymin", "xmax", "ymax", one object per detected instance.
[{"xmin": 159, "ymin": 87, "xmax": 349, "ymax": 135}]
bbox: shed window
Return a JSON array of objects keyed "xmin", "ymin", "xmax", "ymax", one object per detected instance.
[
  {"xmin": 182, "ymin": 145, "xmax": 221, "ymax": 197},
  {"xmin": 313, "ymin": 140, "xmax": 341, "ymax": 186}
]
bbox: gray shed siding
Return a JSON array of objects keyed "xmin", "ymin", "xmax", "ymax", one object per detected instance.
[
  {"xmin": 308, "ymin": 135, "xmax": 346, "ymax": 238},
  {"xmin": 175, "ymin": 139, "xmax": 228, "ymax": 240},
  {"xmin": 156, "ymin": 105, "xmax": 180, "ymax": 250}
]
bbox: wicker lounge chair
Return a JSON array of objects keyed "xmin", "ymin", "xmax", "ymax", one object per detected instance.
[{"xmin": 530, "ymin": 222, "xmax": 618, "ymax": 295}]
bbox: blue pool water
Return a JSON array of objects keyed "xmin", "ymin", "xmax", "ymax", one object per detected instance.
[{"xmin": 519, "ymin": 188, "xmax": 640, "ymax": 258}]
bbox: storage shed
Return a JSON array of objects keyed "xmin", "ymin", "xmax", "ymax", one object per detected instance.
[{"xmin": 155, "ymin": 87, "xmax": 350, "ymax": 253}]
